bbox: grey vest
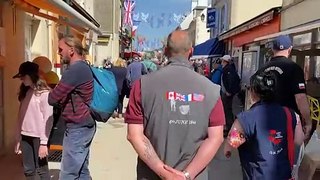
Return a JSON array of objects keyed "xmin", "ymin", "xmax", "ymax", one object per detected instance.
[{"xmin": 137, "ymin": 57, "xmax": 221, "ymax": 180}]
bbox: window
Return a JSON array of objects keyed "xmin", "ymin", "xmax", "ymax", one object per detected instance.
[
  {"xmin": 219, "ymin": 5, "xmax": 225, "ymax": 33},
  {"xmin": 293, "ymin": 32, "xmax": 312, "ymax": 46},
  {"xmin": 218, "ymin": 4, "xmax": 228, "ymax": 34},
  {"xmin": 304, "ymin": 56, "xmax": 311, "ymax": 81},
  {"xmin": 291, "ymin": 55, "xmax": 297, "ymax": 63},
  {"xmin": 315, "ymin": 56, "xmax": 320, "ymax": 78}
]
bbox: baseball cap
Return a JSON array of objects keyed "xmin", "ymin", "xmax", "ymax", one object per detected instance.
[
  {"xmin": 13, "ymin": 61, "xmax": 39, "ymax": 78},
  {"xmin": 272, "ymin": 35, "xmax": 292, "ymax": 50},
  {"xmin": 221, "ymin": 55, "xmax": 231, "ymax": 62}
]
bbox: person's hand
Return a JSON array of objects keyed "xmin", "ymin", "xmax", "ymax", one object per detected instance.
[
  {"xmin": 163, "ymin": 165, "xmax": 186, "ymax": 180},
  {"xmin": 226, "ymin": 92, "xmax": 232, "ymax": 96},
  {"xmin": 14, "ymin": 141, "xmax": 22, "ymax": 155},
  {"xmin": 39, "ymin": 145, "xmax": 48, "ymax": 159}
]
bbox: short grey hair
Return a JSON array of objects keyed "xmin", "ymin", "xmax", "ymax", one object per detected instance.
[{"xmin": 167, "ymin": 30, "xmax": 192, "ymax": 54}]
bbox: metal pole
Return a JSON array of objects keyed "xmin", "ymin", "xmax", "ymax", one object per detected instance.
[{"xmin": 130, "ymin": 26, "xmax": 133, "ymax": 60}]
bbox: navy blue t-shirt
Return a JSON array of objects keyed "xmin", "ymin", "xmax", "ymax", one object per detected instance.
[{"xmin": 237, "ymin": 102, "xmax": 296, "ymax": 180}]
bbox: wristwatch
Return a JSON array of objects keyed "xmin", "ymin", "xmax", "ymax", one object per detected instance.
[{"xmin": 182, "ymin": 170, "xmax": 191, "ymax": 180}]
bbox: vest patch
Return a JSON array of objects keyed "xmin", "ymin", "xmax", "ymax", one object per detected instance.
[{"xmin": 166, "ymin": 91, "xmax": 204, "ymax": 102}]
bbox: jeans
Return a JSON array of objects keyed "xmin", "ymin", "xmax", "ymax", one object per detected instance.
[
  {"xmin": 20, "ymin": 135, "xmax": 50, "ymax": 180},
  {"xmin": 59, "ymin": 118, "xmax": 96, "ymax": 180}
]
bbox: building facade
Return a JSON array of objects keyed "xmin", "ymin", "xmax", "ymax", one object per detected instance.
[
  {"xmin": 94, "ymin": 0, "xmax": 121, "ymax": 66},
  {"xmin": 0, "ymin": 0, "xmax": 101, "ymax": 154}
]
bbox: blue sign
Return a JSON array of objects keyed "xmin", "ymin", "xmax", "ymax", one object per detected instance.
[{"xmin": 207, "ymin": 8, "xmax": 216, "ymax": 28}]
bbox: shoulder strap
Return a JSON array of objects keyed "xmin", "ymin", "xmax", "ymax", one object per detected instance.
[{"xmin": 283, "ymin": 107, "xmax": 295, "ymax": 169}]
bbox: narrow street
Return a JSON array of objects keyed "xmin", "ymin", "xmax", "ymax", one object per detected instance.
[
  {"xmin": 0, "ymin": 116, "xmax": 243, "ymax": 180},
  {"xmin": 1, "ymin": 115, "xmax": 320, "ymax": 179}
]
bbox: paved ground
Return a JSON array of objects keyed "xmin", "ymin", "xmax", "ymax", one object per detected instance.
[{"xmin": 1, "ymin": 116, "xmax": 320, "ymax": 180}]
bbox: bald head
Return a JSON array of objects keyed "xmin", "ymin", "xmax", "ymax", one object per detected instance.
[{"xmin": 166, "ymin": 30, "xmax": 192, "ymax": 58}]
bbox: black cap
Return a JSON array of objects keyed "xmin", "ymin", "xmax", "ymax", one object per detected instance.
[{"xmin": 13, "ymin": 61, "xmax": 39, "ymax": 78}]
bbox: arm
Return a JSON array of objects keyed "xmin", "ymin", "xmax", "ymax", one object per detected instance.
[
  {"xmin": 48, "ymin": 63, "xmax": 92, "ymax": 106},
  {"xmin": 125, "ymin": 80, "xmax": 169, "ymax": 178},
  {"xmin": 184, "ymin": 98, "xmax": 225, "ymax": 179},
  {"xmin": 127, "ymin": 124, "xmax": 169, "ymax": 178},
  {"xmin": 295, "ymin": 93, "xmax": 311, "ymax": 127},
  {"xmin": 226, "ymin": 119, "xmax": 246, "ymax": 149},
  {"xmin": 291, "ymin": 64, "xmax": 311, "ymax": 136},
  {"xmin": 184, "ymin": 126, "xmax": 224, "ymax": 180},
  {"xmin": 294, "ymin": 113, "xmax": 305, "ymax": 146},
  {"xmin": 40, "ymin": 91, "xmax": 54, "ymax": 145}
]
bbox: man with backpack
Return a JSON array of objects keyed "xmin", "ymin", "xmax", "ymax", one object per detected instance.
[
  {"xmin": 220, "ymin": 55, "xmax": 241, "ymax": 135},
  {"xmin": 48, "ymin": 35, "xmax": 96, "ymax": 179}
]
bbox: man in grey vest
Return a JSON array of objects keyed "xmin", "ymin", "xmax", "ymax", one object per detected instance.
[{"xmin": 125, "ymin": 30, "xmax": 225, "ymax": 180}]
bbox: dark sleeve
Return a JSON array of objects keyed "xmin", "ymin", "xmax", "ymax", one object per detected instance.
[
  {"xmin": 141, "ymin": 63, "xmax": 148, "ymax": 75},
  {"xmin": 124, "ymin": 80, "xmax": 143, "ymax": 124},
  {"xmin": 209, "ymin": 98, "xmax": 226, "ymax": 127},
  {"xmin": 237, "ymin": 112, "xmax": 254, "ymax": 139},
  {"xmin": 48, "ymin": 62, "xmax": 92, "ymax": 106},
  {"xmin": 290, "ymin": 64, "xmax": 306, "ymax": 95}
]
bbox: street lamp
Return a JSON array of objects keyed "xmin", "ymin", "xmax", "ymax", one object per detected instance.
[{"xmin": 200, "ymin": 14, "xmax": 205, "ymax": 22}]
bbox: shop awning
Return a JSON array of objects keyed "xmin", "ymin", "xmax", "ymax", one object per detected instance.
[
  {"xmin": 255, "ymin": 20, "xmax": 320, "ymax": 42},
  {"xmin": 191, "ymin": 38, "xmax": 224, "ymax": 59},
  {"xmin": 13, "ymin": 0, "xmax": 101, "ymax": 34},
  {"xmin": 219, "ymin": 7, "xmax": 281, "ymax": 41}
]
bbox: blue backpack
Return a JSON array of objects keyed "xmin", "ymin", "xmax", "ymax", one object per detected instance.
[{"xmin": 88, "ymin": 65, "xmax": 119, "ymax": 122}]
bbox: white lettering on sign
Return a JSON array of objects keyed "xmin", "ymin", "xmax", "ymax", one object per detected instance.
[
  {"xmin": 265, "ymin": 66, "xmax": 284, "ymax": 75},
  {"xmin": 169, "ymin": 120, "xmax": 197, "ymax": 125}
]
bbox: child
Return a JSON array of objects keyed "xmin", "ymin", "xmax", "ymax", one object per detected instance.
[{"xmin": 13, "ymin": 61, "xmax": 53, "ymax": 180}]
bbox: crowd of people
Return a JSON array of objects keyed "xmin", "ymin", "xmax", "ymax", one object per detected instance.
[{"xmin": 12, "ymin": 30, "xmax": 314, "ymax": 180}]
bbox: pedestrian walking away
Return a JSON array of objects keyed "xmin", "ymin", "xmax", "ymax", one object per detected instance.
[
  {"xmin": 48, "ymin": 35, "xmax": 96, "ymax": 180},
  {"xmin": 13, "ymin": 61, "xmax": 53, "ymax": 180},
  {"xmin": 125, "ymin": 30, "xmax": 225, "ymax": 180},
  {"xmin": 220, "ymin": 55, "xmax": 241, "ymax": 135},
  {"xmin": 224, "ymin": 71, "xmax": 305, "ymax": 180},
  {"xmin": 107, "ymin": 58, "xmax": 128, "ymax": 118},
  {"xmin": 256, "ymin": 35, "xmax": 312, "ymax": 142}
]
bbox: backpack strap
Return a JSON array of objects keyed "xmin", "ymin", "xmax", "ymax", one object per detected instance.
[{"xmin": 283, "ymin": 107, "xmax": 295, "ymax": 170}]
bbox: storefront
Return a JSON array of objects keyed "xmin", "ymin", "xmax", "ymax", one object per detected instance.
[
  {"xmin": 219, "ymin": 7, "xmax": 281, "ymax": 109},
  {"xmin": 255, "ymin": 21, "xmax": 320, "ymax": 100},
  {"xmin": 0, "ymin": 0, "xmax": 101, "ymax": 154}
]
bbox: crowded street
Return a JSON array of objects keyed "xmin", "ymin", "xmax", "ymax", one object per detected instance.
[{"xmin": 1, "ymin": 0, "xmax": 320, "ymax": 180}]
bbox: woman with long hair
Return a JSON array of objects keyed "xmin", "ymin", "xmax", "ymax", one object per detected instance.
[
  {"xmin": 224, "ymin": 71, "xmax": 305, "ymax": 180},
  {"xmin": 13, "ymin": 61, "xmax": 53, "ymax": 180},
  {"xmin": 108, "ymin": 58, "xmax": 128, "ymax": 118}
]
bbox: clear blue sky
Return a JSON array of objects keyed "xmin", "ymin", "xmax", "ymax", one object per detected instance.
[{"xmin": 133, "ymin": 0, "xmax": 191, "ymax": 51}]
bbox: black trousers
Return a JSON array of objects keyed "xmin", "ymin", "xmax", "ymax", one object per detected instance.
[
  {"xmin": 117, "ymin": 94, "xmax": 126, "ymax": 114},
  {"xmin": 222, "ymin": 93, "xmax": 235, "ymax": 131},
  {"xmin": 21, "ymin": 135, "xmax": 50, "ymax": 180}
]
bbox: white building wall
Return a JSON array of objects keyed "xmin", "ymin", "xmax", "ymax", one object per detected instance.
[
  {"xmin": 281, "ymin": 0, "xmax": 320, "ymax": 30},
  {"xmin": 195, "ymin": 9, "xmax": 210, "ymax": 45}
]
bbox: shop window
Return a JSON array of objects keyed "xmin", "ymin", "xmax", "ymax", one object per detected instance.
[
  {"xmin": 304, "ymin": 56, "xmax": 310, "ymax": 81},
  {"xmin": 293, "ymin": 32, "xmax": 312, "ymax": 46},
  {"xmin": 306, "ymin": 56, "xmax": 320, "ymax": 98},
  {"xmin": 291, "ymin": 55, "xmax": 297, "ymax": 63},
  {"xmin": 315, "ymin": 56, "xmax": 320, "ymax": 78}
]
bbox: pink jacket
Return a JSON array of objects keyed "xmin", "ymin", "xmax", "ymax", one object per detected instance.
[{"xmin": 17, "ymin": 89, "xmax": 53, "ymax": 145}]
